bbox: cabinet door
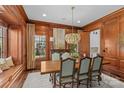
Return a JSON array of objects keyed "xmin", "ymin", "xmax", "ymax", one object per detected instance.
[
  {"xmin": 103, "ymin": 18, "xmax": 119, "ymax": 58},
  {"xmin": 119, "ymin": 15, "xmax": 124, "ymax": 59}
]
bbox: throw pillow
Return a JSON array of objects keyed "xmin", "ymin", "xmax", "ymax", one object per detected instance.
[
  {"xmin": 0, "ymin": 60, "xmax": 10, "ymax": 71},
  {"xmin": 5, "ymin": 56, "xmax": 14, "ymax": 67},
  {"xmin": 0, "ymin": 58, "xmax": 6, "ymax": 64}
]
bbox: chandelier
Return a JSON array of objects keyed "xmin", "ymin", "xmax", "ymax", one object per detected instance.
[{"xmin": 65, "ymin": 7, "xmax": 80, "ymax": 44}]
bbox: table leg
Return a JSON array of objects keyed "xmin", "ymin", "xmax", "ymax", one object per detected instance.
[{"xmin": 53, "ymin": 72, "xmax": 56, "ymax": 88}]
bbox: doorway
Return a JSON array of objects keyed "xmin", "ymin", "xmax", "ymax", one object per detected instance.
[{"xmin": 90, "ymin": 29, "xmax": 101, "ymax": 57}]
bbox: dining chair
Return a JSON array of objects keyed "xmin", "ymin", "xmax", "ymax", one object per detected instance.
[
  {"xmin": 61, "ymin": 52, "xmax": 71, "ymax": 60},
  {"xmin": 50, "ymin": 52, "xmax": 61, "ymax": 82},
  {"xmin": 75, "ymin": 57, "xmax": 92, "ymax": 88},
  {"xmin": 56, "ymin": 58, "xmax": 75, "ymax": 88},
  {"xmin": 90, "ymin": 55, "xmax": 103, "ymax": 86},
  {"xmin": 52, "ymin": 52, "xmax": 60, "ymax": 61}
]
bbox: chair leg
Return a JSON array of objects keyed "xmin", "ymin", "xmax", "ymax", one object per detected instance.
[
  {"xmin": 59, "ymin": 83, "xmax": 61, "ymax": 88},
  {"xmin": 63, "ymin": 84, "xmax": 66, "ymax": 88},
  {"xmin": 98, "ymin": 75, "xmax": 101, "ymax": 86},
  {"xmin": 77, "ymin": 80, "xmax": 80, "ymax": 88},
  {"xmin": 89, "ymin": 77, "xmax": 92, "ymax": 87},
  {"xmin": 87, "ymin": 79, "xmax": 89, "ymax": 88},
  {"xmin": 72, "ymin": 81, "xmax": 74, "ymax": 88},
  {"xmin": 49, "ymin": 73, "xmax": 54, "ymax": 83},
  {"xmin": 49, "ymin": 73, "xmax": 51, "ymax": 81}
]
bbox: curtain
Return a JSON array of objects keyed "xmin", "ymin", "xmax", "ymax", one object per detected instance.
[
  {"xmin": 26, "ymin": 23, "xmax": 35, "ymax": 70},
  {"xmin": 53, "ymin": 28, "xmax": 65, "ymax": 49}
]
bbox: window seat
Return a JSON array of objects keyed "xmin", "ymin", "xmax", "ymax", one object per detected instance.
[{"xmin": 0, "ymin": 64, "xmax": 25, "ymax": 88}]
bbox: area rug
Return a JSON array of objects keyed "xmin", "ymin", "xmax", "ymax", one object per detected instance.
[{"xmin": 22, "ymin": 72, "xmax": 124, "ymax": 88}]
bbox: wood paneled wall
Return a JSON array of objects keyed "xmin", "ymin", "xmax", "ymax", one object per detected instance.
[
  {"xmin": 31, "ymin": 20, "xmax": 81, "ymax": 69},
  {"xmin": 81, "ymin": 8, "xmax": 124, "ymax": 59},
  {"xmin": 0, "ymin": 5, "xmax": 28, "ymax": 66},
  {"xmin": 80, "ymin": 7, "xmax": 124, "ymax": 80},
  {"xmin": 0, "ymin": 5, "xmax": 28, "ymax": 87},
  {"xmin": 31, "ymin": 20, "xmax": 81, "ymax": 60}
]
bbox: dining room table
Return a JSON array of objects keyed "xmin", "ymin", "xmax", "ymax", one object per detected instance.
[{"xmin": 40, "ymin": 58, "xmax": 110, "ymax": 87}]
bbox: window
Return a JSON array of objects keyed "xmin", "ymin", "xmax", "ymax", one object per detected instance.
[
  {"xmin": 53, "ymin": 28, "xmax": 65, "ymax": 49},
  {"xmin": 0, "ymin": 26, "xmax": 7, "ymax": 58},
  {"xmin": 34, "ymin": 35, "xmax": 46, "ymax": 58}
]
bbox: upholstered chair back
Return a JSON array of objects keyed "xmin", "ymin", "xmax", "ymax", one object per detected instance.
[
  {"xmin": 52, "ymin": 52, "xmax": 60, "ymax": 61},
  {"xmin": 79, "ymin": 57, "xmax": 91, "ymax": 75},
  {"xmin": 92, "ymin": 56, "xmax": 103, "ymax": 72},
  {"xmin": 61, "ymin": 52, "xmax": 70, "ymax": 60},
  {"xmin": 60, "ymin": 58, "xmax": 75, "ymax": 77}
]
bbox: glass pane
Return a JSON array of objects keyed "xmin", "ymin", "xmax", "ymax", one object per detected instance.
[
  {"xmin": 2, "ymin": 37, "xmax": 7, "ymax": 58},
  {"xmin": 0, "ymin": 38, "xmax": 3, "ymax": 58},
  {"xmin": 0, "ymin": 27, "xmax": 2, "ymax": 37},
  {"xmin": 3, "ymin": 27, "xmax": 7, "ymax": 37},
  {"xmin": 34, "ymin": 35, "xmax": 46, "ymax": 58}
]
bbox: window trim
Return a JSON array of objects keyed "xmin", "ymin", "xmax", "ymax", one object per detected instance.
[{"xmin": 0, "ymin": 25, "xmax": 7, "ymax": 58}]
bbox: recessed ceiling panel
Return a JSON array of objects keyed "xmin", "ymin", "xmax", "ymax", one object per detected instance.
[{"xmin": 23, "ymin": 5, "xmax": 124, "ymax": 27}]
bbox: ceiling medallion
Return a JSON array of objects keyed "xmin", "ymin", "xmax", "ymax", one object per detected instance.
[{"xmin": 65, "ymin": 7, "xmax": 80, "ymax": 44}]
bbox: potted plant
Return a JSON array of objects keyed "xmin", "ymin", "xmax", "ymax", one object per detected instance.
[{"xmin": 70, "ymin": 44, "xmax": 79, "ymax": 58}]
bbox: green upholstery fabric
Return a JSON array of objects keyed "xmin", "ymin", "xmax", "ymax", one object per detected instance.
[
  {"xmin": 80, "ymin": 58, "xmax": 91, "ymax": 74},
  {"xmin": 56, "ymin": 76, "xmax": 73, "ymax": 83},
  {"xmin": 56, "ymin": 58, "xmax": 75, "ymax": 86},
  {"xmin": 92, "ymin": 71, "xmax": 100, "ymax": 76},
  {"xmin": 75, "ymin": 73, "xmax": 88, "ymax": 80},
  {"xmin": 61, "ymin": 59, "xmax": 74, "ymax": 77},
  {"xmin": 52, "ymin": 52, "xmax": 60, "ymax": 61},
  {"xmin": 75, "ymin": 58, "xmax": 91, "ymax": 81},
  {"xmin": 61, "ymin": 52, "xmax": 70, "ymax": 60},
  {"xmin": 92, "ymin": 57, "xmax": 102, "ymax": 71},
  {"xmin": 91, "ymin": 56, "xmax": 103, "ymax": 79}
]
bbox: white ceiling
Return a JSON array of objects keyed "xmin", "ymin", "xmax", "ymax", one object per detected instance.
[{"xmin": 23, "ymin": 5, "xmax": 124, "ymax": 27}]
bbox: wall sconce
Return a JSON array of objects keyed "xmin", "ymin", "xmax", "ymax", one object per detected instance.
[{"xmin": 50, "ymin": 37, "xmax": 54, "ymax": 42}]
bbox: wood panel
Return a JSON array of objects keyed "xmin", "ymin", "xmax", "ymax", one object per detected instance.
[
  {"xmin": 30, "ymin": 20, "xmax": 81, "ymax": 30},
  {"xmin": 79, "ymin": 31, "xmax": 90, "ymax": 56},
  {"xmin": 8, "ymin": 25, "xmax": 24, "ymax": 65},
  {"xmin": 8, "ymin": 26, "xmax": 19, "ymax": 65},
  {"xmin": 102, "ymin": 17, "xmax": 119, "ymax": 58},
  {"xmin": 119, "ymin": 14, "xmax": 124, "ymax": 59},
  {"xmin": 0, "ymin": 5, "xmax": 28, "ymax": 25}
]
